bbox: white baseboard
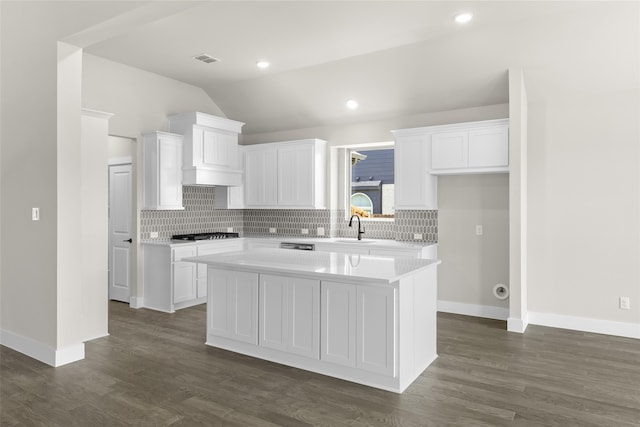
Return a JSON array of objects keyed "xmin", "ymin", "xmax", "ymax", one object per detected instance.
[
  {"xmin": 437, "ymin": 300, "xmax": 509, "ymax": 321},
  {"xmin": 129, "ymin": 296, "xmax": 144, "ymax": 309},
  {"xmin": 507, "ymin": 315, "xmax": 529, "ymax": 333},
  {"xmin": 0, "ymin": 329, "xmax": 85, "ymax": 367},
  {"xmin": 528, "ymin": 312, "xmax": 640, "ymax": 340}
]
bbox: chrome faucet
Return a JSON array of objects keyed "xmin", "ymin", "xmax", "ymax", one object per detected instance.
[{"xmin": 348, "ymin": 215, "xmax": 365, "ymax": 240}]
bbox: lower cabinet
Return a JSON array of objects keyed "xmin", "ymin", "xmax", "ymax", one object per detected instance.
[
  {"xmin": 208, "ymin": 268, "xmax": 259, "ymax": 344},
  {"xmin": 205, "ymin": 266, "xmax": 436, "ymax": 393},
  {"xmin": 173, "ymin": 260, "xmax": 197, "ymax": 304},
  {"xmin": 259, "ymin": 274, "xmax": 320, "ymax": 359},
  {"xmin": 321, "ymin": 281, "xmax": 396, "ymax": 376}
]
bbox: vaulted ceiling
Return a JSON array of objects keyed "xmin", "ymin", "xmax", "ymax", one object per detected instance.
[{"xmin": 72, "ymin": 1, "xmax": 638, "ymax": 135}]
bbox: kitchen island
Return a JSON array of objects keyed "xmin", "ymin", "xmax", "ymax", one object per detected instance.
[{"xmin": 184, "ymin": 248, "xmax": 439, "ymax": 393}]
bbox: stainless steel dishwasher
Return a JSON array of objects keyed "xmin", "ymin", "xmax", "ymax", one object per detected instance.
[{"xmin": 279, "ymin": 242, "xmax": 315, "ymax": 251}]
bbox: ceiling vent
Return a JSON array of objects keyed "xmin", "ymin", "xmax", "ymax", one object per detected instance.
[{"xmin": 193, "ymin": 54, "xmax": 221, "ymax": 64}]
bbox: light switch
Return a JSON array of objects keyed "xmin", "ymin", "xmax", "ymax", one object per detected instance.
[
  {"xmin": 32, "ymin": 207, "xmax": 40, "ymax": 221},
  {"xmin": 475, "ymin": 225, "xmax": 483, "ymax": 236}
]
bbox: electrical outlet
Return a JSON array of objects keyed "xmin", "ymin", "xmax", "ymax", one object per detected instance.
[
  {"xmin": 301, "ymin": 228, "xmax": 309, "ymax": 235},
  {"xmin": 620, "ymin": 297, "xmax": 631, "ymax": 310},
  {"xmin": 269, "ymin": 227, "xmax": 277, "ymax": 234},
  {"xmin": 150, "ymin": 231, "xmax": 159, "ymax": 239},
  {"xmin": 227, "ymin": 227, "xmax": 233, "ymax": 233},
  {"xmin": 476, "ymin": 225, "xmax": 483, "ymax": 236},
  {"xmin": 317, "ymin": 227, "xmax": 325, "ymax": 236},
  {"xmin": 413, "ymin": 233, "xmax": 423, "ymax": 240},
  {"xmin": 32, "ymin": 207, "xmax": 40, "ymax": 221}
]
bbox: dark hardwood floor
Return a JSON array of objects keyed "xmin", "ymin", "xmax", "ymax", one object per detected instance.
[{"xmin": 2, "ymin": 301, "xmax": 639, "ymax": 426}]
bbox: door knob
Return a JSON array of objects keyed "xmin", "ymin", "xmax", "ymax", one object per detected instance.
[{"xmin": 123, "ymin": 238, "xmax": 133, "ymax": 243}]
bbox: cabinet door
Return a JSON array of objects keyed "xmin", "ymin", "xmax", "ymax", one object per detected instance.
[
  {"xmin": 259, "ymin": 274, "xmax": 288, "ymax": 351},
  {"xmin": 468, "ymin": 126, "xmax": 509, "ymax": 168},
  {"xmin": 245, "ymin": 149, "xmax": 277, "ymax": 206},
  {"xmin": 259, "ymin": 275, "xmax": 320, "ymax": 359},
  {"xmin": 157, "ymin": 134, "xmax": 183, "ymax": 209},
  {"xmin": 173, "ymin": 262, "xmax": 196, "ymax": 304},
  {"xmin": 394, "ymin": 134, "xmax": 437, "ymax": 209},
  {"xmin": 208, "ymin": 268, "xmax": 258, "ymax": 344},
  {"xmin": 431, "ymin": 131, "xmax": 468, "ymax": 170},
  {"xmin": 356, "ymin": 286, "xmax": 396, "ymax": 376},
  {"xmin": 278, "ymin": 144, "xmax": 313, "ymax": 207},
  {"xmin": 321, "ymin": 281, "xmax": 357, "ymax": 367},
  {"xmin": 288, "ymin": 277, "xmax": 320, "ymax": 359}
]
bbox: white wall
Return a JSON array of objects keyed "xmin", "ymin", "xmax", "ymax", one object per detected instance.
[
  {"xmin": 2, "ymin": 2, "xmax": 66, "ymax": 354},
  {"xmin": 82, "ymin": 54, "xmax": 225, "ymax": 139},
  {"xmin": 241, "ymin": 104, "xmax": 509, "ymax": 147},
  {"xmin": 527, "ymin": 90, "xmax": 640, "ymax": 336},
  {"xmin": 438, "ymin": 174, "xmax": 509, "ymax": 314}
]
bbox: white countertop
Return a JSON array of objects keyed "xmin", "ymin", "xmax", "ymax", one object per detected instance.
[
  {"xmin": 184, "ymin": 248, "xmax": 439, "ymax": 285},
  {"xmin": 141, "ymin": 236, "xmax": 437, "ymax": 249}
]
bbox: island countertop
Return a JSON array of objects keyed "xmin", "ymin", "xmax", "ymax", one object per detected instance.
[{"xmin": 184, "ymin": 248, "xmax": 439, "ymax": 285}]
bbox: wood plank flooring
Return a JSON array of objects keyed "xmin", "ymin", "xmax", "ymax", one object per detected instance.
[{"xmin": 2, "ymin": 301, "xmax": 639, "ymax": 426}]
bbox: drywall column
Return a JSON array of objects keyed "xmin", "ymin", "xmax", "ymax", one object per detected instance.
[
  {"xmin": 81, "ymin": 109, "xmax": 113, "ymax": 341},
  {"xmin": 507, "ymin": 67, "xmax": 529, "ymax": 333},
  {"xmin": 56, "ymin": 42, "xmax": 86, "ymax": 363}
]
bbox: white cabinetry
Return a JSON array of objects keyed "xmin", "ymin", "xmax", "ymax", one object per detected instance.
[
  {"xmin": 245, "ymin": 147, "xmax": 278, "ymax": 206},
  {"xmin": 196, "ymin": 240, "xmax": 243, "ymax": 298},
  {"xmin": 244, "ymin": 139, "xmax": 327, "ymax": 209},
  {"xmin": 321, "ymin": 282, "xmax": 395, "ymax": 376},
  {"xmin": 259, "ymin": 274, "xmax": 320, "ymax": 359},
  {"xmin": 168, "ymin": 112, "xmax": 244, "ymax": 186},
  {"xmin": 392, "ymin": 130, "xmax": 437, "ymax": 210},
  {"xmin": 142, "ymin": 131, "xmax": 184, "ymax": 210},
  {"xmin": 208, "ymin": 268, "xmax": 258, "ymax": 344},
  {"xmin": 143, "ymin": 240, "xmax": 242, "ymax": 313},
  {"xmin": 431, "ymin": 120, "xmax": 509, "ymax": 174},
  {"xmin": 172, "ymin": 246, "xmax": 197, "ymax": 304}
]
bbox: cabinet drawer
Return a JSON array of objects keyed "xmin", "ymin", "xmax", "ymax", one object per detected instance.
[{"xmin": 172, "ymin": 246, "xmax": 196, "ymax": 262}]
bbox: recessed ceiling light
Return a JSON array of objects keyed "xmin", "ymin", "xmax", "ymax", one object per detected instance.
[
  {"xmin": 454, "ymin": 13, "xmax": 473, "ymax": 24},
  {"xmin": 346, "ymin": 99, "xmax": 359, "ymax": 109},
  {"xmin": 256, "ymin": 61, "xmax": 270, "ymax": 69}
]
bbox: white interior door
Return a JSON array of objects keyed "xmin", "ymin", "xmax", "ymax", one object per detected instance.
[{"xmin": 109, "ymin": 164, "xmax": 133, "ymax": 302}]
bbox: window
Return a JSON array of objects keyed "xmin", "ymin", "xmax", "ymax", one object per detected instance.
[{"xmin": 349, "ymin": 147, "xmax": 394, "ymax": 219}]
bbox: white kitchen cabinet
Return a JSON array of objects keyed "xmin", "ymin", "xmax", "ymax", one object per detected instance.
[
  {"xmin": 244, "ymin": 139, "xmax": 327, "ymax": 209},
  {"xmin": 320, "ymin": 281, "xmax": 357, "ymax": 367},
  {"xmin": 392, "ymin": 130, "xmax": 437, "ymax": 210},
  {"xmin": 142, "ymin": 131, "xmax": 184, "ymax": 210},
  {"xmin": 259, "ymin": 274, "xmax": 320, "ymax": 359},
  {"xmin": 356, "ymin": 285, "xmax": 396, "ymax": 376},
  {"xmin": 196, "ymin": 240, "xmax": 243, "ymax": 298},
  {"xmin": 321, "ymin": 281, "xmax": 396, "ymax": 376},
  {"xmin": 143, "ymin": 240, "xmax": 242, "ymax": 313},
  {"xmin": 244, "ymin": 147, "xmax": 278, "ymax": 206},
  {"xmin": 208, "ymin": 268, "xmax": 259, "ymax": 345},
  {"xmin": 277, "ymin": 141, "xmax": 326, "ymax": 208},
  {"xmin": 431, "ymin": 120, "xmax": 509, "ymax": 174},
  {"xmin": 168, "ymin": 112, "xmax": 244, "ymax": 186}
]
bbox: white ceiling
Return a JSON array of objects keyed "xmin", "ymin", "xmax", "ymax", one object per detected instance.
[{"xmin": 80, "ymin": 1, "xmax": 638, "ymax": 135}]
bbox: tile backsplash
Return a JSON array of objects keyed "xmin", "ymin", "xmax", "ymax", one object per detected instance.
[
  {"xmin": 140, "ymin": 186, "xmax": 243, "ymax": 240},
  {"xmin": 141, "ymin": 186, "xmax": 437, "ymax": 242}
]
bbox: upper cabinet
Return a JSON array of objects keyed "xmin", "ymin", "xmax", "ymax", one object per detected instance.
[
  {"xmin": 142, "ymin": 131, "xmax": 184, "ymax": 210},
  {"xmin": 393, "ymin": 130, "xmax": 438, "ymax": 210},
  {"xmin": 168, "ymin": 112, "xmax": 244, "ymax": 186},
  {"xmin": 430, "ymin": 119, "xmax": 509, "ymax": 175},
  {"xmin": 244, "ymin": 139, "xmax": 327, "ymax": 209},
  {"xmin": 392, "ymin": 119, "xmax": 509, "ymax": 210}
]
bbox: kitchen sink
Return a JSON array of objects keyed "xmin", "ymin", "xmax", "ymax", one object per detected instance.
[{"xmin": 333, "ymin": 239, "xmax": 375, "ymax": 244}]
